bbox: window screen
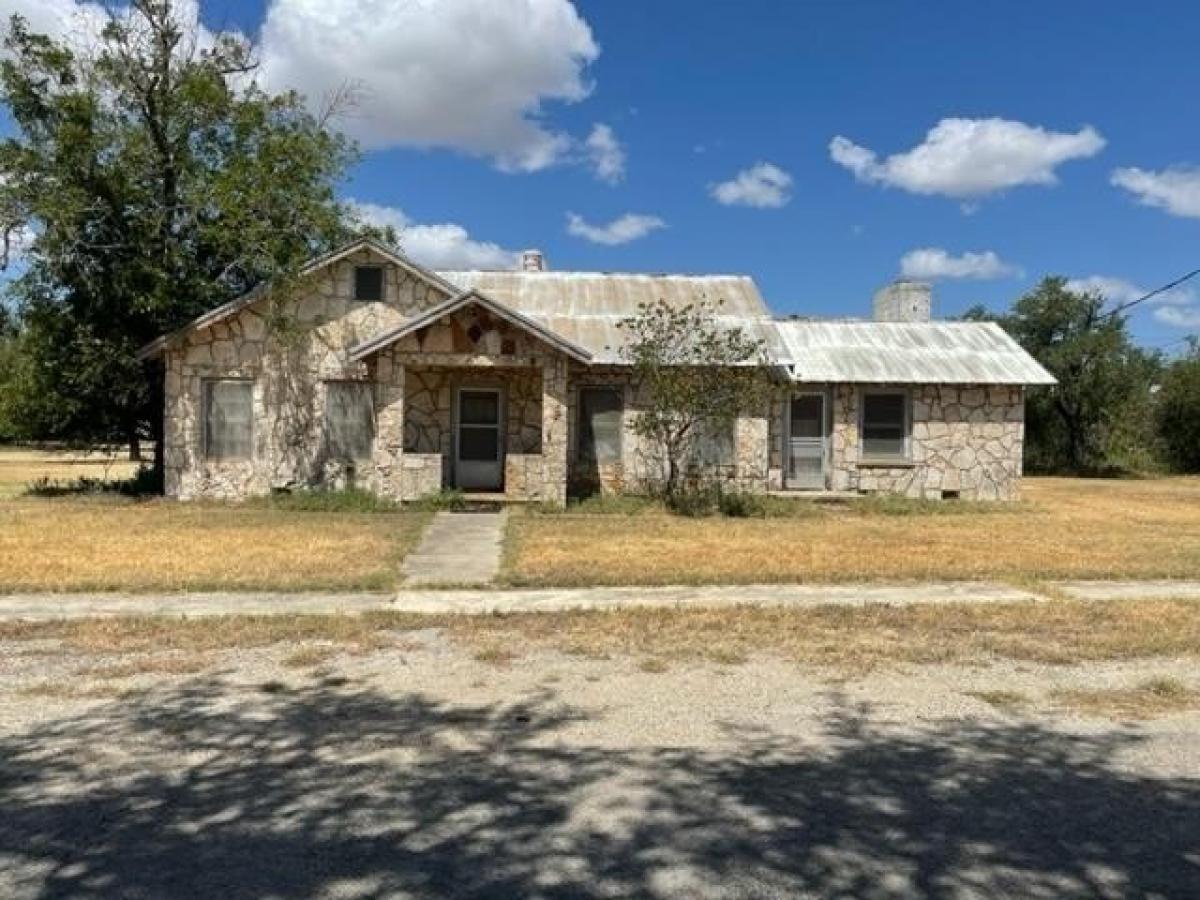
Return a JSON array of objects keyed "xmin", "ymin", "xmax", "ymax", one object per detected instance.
[
  {"xmin": 861, "ymin": 391, "xmax": 909, "ymax": 459},
  {"xmin": 691, "ymin": 419, "xmax": 735, "ymax": 466},
  {"xmin": 204, "ymin": 380, "xmax": 253, "ymax": 460},
  {"xmin": 325, "ymin": 381, "xmax": 375, "ymax": 460},
  {"xmin": 578, "ymin": 388, "xmax": 623, "ymax": 463},
  {"xmin": 354, "ymin": 266, "xmax": 384, "ymax": 302}
]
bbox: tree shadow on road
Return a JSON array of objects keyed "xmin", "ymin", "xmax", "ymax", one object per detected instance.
[{"xmin": 1, "ymin": 679, "xmax": 1197, "ymax": 898}]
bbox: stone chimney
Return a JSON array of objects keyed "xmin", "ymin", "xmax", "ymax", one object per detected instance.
[
  {"xmin": 873, "ymin": 279, "xmax": 932, "ymax": 322},
  {"xmin": 521, "ymin": 249, "xmax": 547, "ymax": 272}
]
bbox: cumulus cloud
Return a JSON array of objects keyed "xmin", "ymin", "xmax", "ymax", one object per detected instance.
[
  {"xmin": 1066, "ymin": 274, "xmax": 1200, "ymax": 329},
  {"xmin": 709, "ymin": 162, "xmax": 792, "ymax": 208},
  {"xmin": 899, "ymin": 248, "xmax": 1021, "ymax": 281},
  {"xmin": 565, "ymin": 212, "xmax": 666, "ymax": 245},
  {"xmin": 830, "ymin": 118, "xmax": 1105, "ymax": 200},
  {"xmin": 257, "ymin": 0, "xmax": 599, "ymax": 172},
  {"xmin": 1153, "ymin": 306, "xmax": 1200, "ymax": 328},
  {"xmin": 1111, "ymin": 166, "xmax": 1200, "ymax": 219},
  {"xmin": 348, "ymin": 200, "xmax": 518, "ymax": 270},
  {"xmin": 584, "ymin": 123, "xmax": 625, "ymax": 184}
]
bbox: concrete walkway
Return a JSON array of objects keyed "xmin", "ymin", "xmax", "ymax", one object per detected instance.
[
  {"xmin": 1, "ymin": 580, "xmax": 1198, "ymax": 621},
  {"xmin": 399, "ymin": 509, "xmax": 508, "ymax": 587}
]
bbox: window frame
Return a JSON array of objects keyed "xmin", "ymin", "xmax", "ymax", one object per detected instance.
[
  {"xmin": 858, "ymin": 387, "xmax": 912, "ymax": 463},
  {"xmin": 353, "ymin": 264, "xmax": 385, "ymax": 302},
  {"xmin": 202, "ymin": 378, "xmax": 254, "ymax": 461},
  {"xmin": 323, "ymin": 380, "xmax": 377, "ymax": 461},
  {"xmin": 577, "ymin": 386, "xmax": 625, "ymax": 465}
]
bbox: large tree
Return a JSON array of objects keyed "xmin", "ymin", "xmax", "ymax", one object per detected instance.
[
  {"xmin": 0, "ymin": 1, "xmax": 359, "ymax": 469},
  {"xmin": 966, "ymin": 277, "xmax": 1160, "ymax": 473},
  {"xmin": 1156, "ymin": 339, "xmax": 1200, "ymax": 473}
]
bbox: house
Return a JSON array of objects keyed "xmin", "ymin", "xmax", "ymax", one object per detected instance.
[{"xmin": 137, "ymin": 238, "xmax": 1055, "ymax": 504}]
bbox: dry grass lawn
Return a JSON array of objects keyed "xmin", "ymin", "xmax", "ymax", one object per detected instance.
[
  {"xmin": 0, "ymin": 499, "xmax": 428, "ymax": 592},
  {"xmin": 1052, "ymin": 677, "xmax": 1200, "ymax": 720},
  {"xmin": 506, "ymin": 477, "xmax": 1200, "ymax": 585},
  {"xmin": 3, "ymin": 597, "xmax": 1199, "ymax": 673},
  {"xmin": 0, "ymin": 446, "xmax": 139, "ymax": 499}
]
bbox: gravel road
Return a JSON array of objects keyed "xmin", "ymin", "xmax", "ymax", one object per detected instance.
[{"xmin": 1, "ymin": 631, "xmax": 1198, "ymax": 899}]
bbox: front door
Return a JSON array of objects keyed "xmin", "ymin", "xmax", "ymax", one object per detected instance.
[
  {"xmin": 455, "ymin": 388, "xmax": 504, "ymax": 491},
  {"xmin": 787, "ymin": 392, "xmax": 827, "ymax": 490}
]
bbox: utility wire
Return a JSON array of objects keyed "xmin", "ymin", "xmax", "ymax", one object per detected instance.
[{"xmin": 1105, "ymin": 267, "xmax": 1200, "ymax": 318}]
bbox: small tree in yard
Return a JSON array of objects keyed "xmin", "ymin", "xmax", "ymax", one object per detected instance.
[{"xmin": 620, "ymin": 299, "xmax": 775, "ymax": 500}]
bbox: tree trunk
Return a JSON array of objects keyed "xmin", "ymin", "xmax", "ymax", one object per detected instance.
[{"xmin": 128, "ymin": 433, "xmax": 142, "ymax": 462}]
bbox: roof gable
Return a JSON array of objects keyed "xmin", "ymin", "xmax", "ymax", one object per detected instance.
[{"xmin": 348, "ymin": 289, "xmax": 593, "ymax": 364}]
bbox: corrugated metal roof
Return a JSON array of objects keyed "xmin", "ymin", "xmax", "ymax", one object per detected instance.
[
  {"xmin": 774, "ymin": 320, "xmax": 1056, "ymax": 385},
  {"xmin": 437, "ymin": 270, "xmax": 785, "ymax": 364}
]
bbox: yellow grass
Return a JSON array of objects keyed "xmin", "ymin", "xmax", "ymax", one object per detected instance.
[
  {"xmin": 1052, "ymin": 677, "xmax": 1200, "ymax": 720},
  {"xmin": 0, "ymin": 446, "xmax": 139, "ymax": 499},
  {"xmin": 3, "ymin": 598, "xmax": 1198, "ymax": 674},
  {"xmin": 0, "ymin": 498, "xmax": 429, "ymax": 592},
  {"xmin": 506, "ymin": 477, "xmax": 1200, "ymax": 585}
]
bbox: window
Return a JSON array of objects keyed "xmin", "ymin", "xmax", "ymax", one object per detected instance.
[
  {"xmin": 204, "ymin": 380, "xmax": 253, "ymax": 460},
  {"xmin": 354, "ymin": 265, "xmax": 384, "ymax": 302},
  {"xmin": 578, "ymin": 388, "xmax": 623, "ymax": 464},
  {"xmin": 691, "ymin": 419, "xmax": 735, "ymax": 467},
  {"xmin": 860, "ymin": 390, "xmax": 910, "ymax": 460},
  {"xmin": 325, "ymin": 381, "xmax": 376, "ymax": 460}
]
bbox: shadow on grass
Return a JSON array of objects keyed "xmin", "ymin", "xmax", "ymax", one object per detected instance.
[{"xmin": 0, "ymin": 681, "xmax": 1197, "ymax": 898}]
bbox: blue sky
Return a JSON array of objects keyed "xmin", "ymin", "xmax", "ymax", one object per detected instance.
[{"xmin": 10, "ymin": 0, "xmax": 1200, "ymax": 347}]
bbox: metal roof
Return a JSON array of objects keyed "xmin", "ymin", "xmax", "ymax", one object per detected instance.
[
  {"xmin": 774, "ymin": 320, "xmax": 1056, "ymax": 385},
  {"xmin": 437, "ymin": 270, "xmax": 784, "ymax": 364}
]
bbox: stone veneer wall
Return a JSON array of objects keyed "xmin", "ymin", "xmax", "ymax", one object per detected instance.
[
  {"xmin": 827, "ymin": 384, "xmax": 1025, "ymax": 500},
  {"xmin": 564, "ymin": 365, "xmax": 775, "ymax": 496},
  {"xmin": 164, "ymin": 248, "xmax": 446, "ymax": 500}
]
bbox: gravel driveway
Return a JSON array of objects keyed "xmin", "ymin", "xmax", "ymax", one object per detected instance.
[{"xmin": 1, "ymin": 631, "xmax": 1198, "ymax": 899}]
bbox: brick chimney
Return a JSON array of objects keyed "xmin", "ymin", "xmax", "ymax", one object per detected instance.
[
  {"xmin": 521, "ymin": 249, "xmax": 547, "ymax": 272},
  {"xmin": 873, "ymin": 279, "xmax": 932, "ymax": 322}
]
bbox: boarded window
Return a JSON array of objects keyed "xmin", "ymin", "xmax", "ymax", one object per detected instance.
[
  {"xmin": 204, "ymin": 380, "xmax": 253, "ymax": 460},
  {"xmin": 861, "ymin": 390, "xmax": 909, "ymax": 459},
  {"xmin": 325, "ymin": 381, "xmax": 375, "ymax": 460},
  {"xmin": 354, "ymin": 266, "xmax": 384, "ymax": 302},
  {"xmin": 691, "ymin": 419, "xmax": 735, "ymax": 466},
  {"xmin": 578, "ymin": 388, "xmax": 623, "ymax": 464}
]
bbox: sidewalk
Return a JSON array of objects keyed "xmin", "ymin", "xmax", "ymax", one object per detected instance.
[{"xmin": 0, "ymin": 580, "xmax": 1198, "ymax": 621}]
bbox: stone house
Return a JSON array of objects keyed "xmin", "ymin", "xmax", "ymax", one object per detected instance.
[{"xmin": 138, "ymin": 238, "xmax": 1055, "ymax": 504}]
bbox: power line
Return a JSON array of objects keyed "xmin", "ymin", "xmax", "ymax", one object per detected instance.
[{"xmin": 1106, "ymin": 267, "xmax": 1200, "ymax": 318}]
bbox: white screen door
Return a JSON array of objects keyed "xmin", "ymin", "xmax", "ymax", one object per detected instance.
[
  {"xmin": 456, "ymin": 389, "xmax": 503, "ymax": 491},
  {"xmin": 787, "ymin": 393, "xmax": 827, "ymax": 490}
]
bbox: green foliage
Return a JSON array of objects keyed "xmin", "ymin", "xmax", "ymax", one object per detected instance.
[
  {"xmin": 24, "ymin": 465, "xmax": 161, "ymax": 498},
  {"xmin": 253, "ymin": 487, "xmax": 400, "ymax": 514},
  {"xmin": 992, "ymin": 277, "xmax": 1161, "ymax": 474},
  {"xmin": 620, "ymin": 298, "xmax": 776, "ymax": 497},
  {"xmin": 1156, "ymin": 341, "xmax": 1200, "ymax": 472},
  {"xmin": 664, "ymin": 484, "xmax": 721, "ymax": 517},
  {"xmin": 716, "ymin": 489, "xmax": 768, "ymax": 518},
  {"xmin": 404, "ymin": 489, "xmax": 468, "ymax": 511},
  {"xmin": 0, "ymin": 2, "xmax": 362, "ymax": 461}
]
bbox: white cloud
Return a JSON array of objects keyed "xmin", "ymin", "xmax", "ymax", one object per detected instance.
[
  {"xmin": 0, "ymin": 0, "xmax": 222, "ymax": 58},
  {"xmin": 709, "ymin": 162, "xmax": 792, "ymax": 208},
  {"xmin": 348, "ymin": 200, "xmax": 518, "ymax": 270},
  {"xmin": 565, "ymin": 212, "xmax": 665, "ymax": 245},
  {"xmin": 830, "ymin": 118, "xmax": 1105, "ymax": 200},
  {"xmin": 257, "ymin": 0, "xmax": 599, "ymax": 172},
  {"xmin": 1111, "ymin": 166, "xmax": 1200, "ymax": 219},
  {"xmin": 584, "ymin": 123, "xmax": 625, "ymax": 184},
  {"xmin": 1153, "ymin": 306, "xmax": 1200, "ymax": 328},
  {"xmin": 1065, "ymin": 275, "xmax": 1196, "ymax": 307},
  {"xmin": 899, "ymin": 248, "xmax": 1021, "ymax": 281}
]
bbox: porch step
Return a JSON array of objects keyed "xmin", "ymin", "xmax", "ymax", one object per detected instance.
[{"xmin": 400, "ymin": 509, "xmax": 509, "ymax": 587}]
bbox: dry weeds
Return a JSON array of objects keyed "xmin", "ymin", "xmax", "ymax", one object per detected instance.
[
  {"xmin": 88, "ymin": 654, "xmax": 215, "ymax": 680},
  {"xmin": 506, "ymin": 477, "xmax": 1200, "ymax": 585},
  {"xmin": 966, "ymin": 690, "xmax": 1031, "ymax": 713},
  {"xmin": 280, "ymin": 646, "xmax": 341, "ymax": 669},
  {"xmin": 1052, "ymin": 677, "xmax": 1200, "ymax": 720},
  {"xmin": 0, "ymin": 447, "xmax": 139, "ymax": 499}
]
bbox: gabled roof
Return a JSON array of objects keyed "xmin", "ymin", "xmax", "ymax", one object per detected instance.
[
  {"xmin": 136, "ymin": 238, "xmax": 459, "ymax": 359},
  {"xmin": 437, "ymin": 270, "xmax": 787, "ymax": 364},
  {"xmin": 774, "ymin": 320, "xmax": 1057, "ymax": 385},
  {"xmin": 348, "ymin": 289, "xmax": 593, "ymax": 364}
]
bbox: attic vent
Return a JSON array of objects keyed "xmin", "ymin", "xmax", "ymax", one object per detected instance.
[{"xmin": 467, "ymin": 323, "xmax": 483, "ymax": 343}]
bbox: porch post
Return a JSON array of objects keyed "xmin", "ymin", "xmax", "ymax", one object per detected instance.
[
  {"xmin": 371, "ymin": 351, "xmax": 406, "ymax": 499},
  {"xmin": 540, "ymin": 357, "xmax": 569, "ymax": 506}
]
